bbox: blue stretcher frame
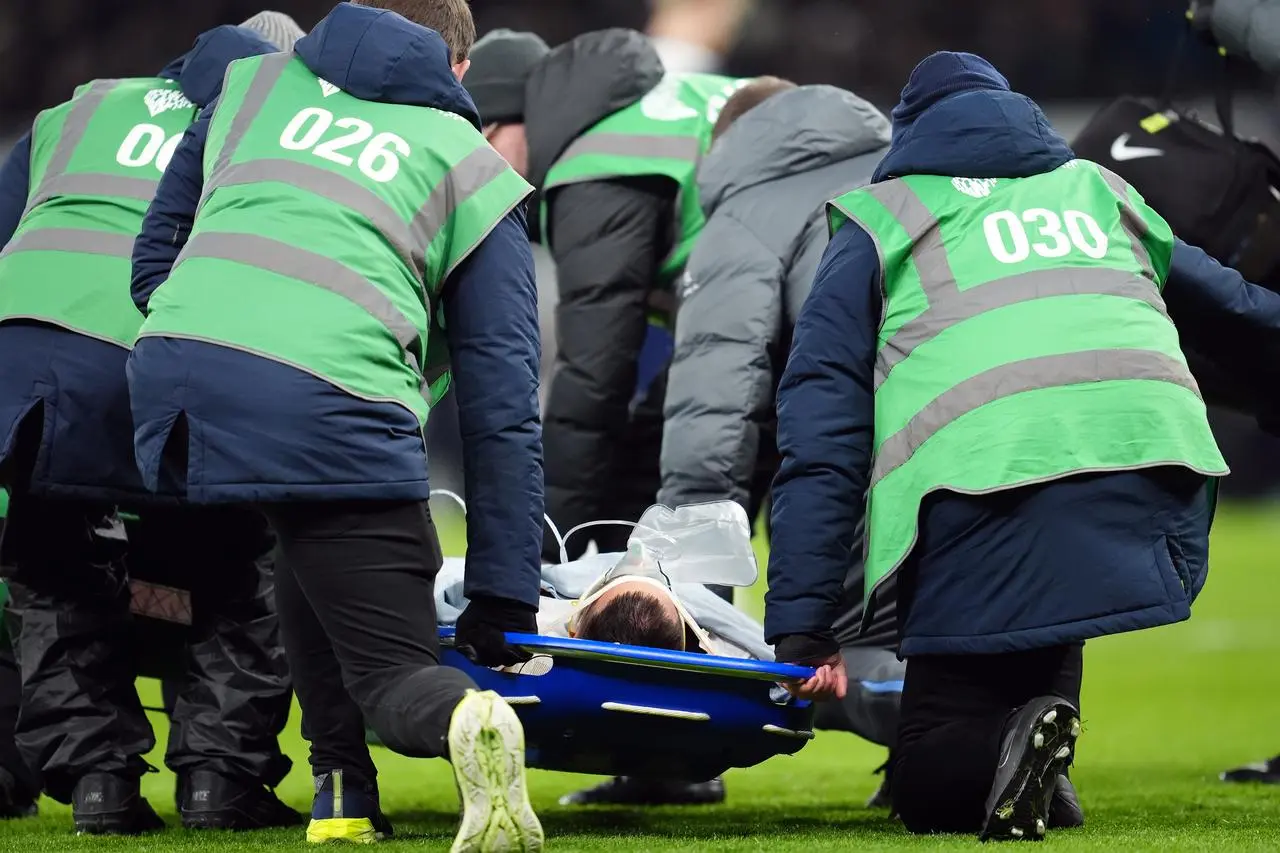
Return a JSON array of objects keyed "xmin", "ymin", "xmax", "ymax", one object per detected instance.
[
  {"xmin": 439, "ymin": 629, "xmax": 817, "ymax": 681},
  {"xmin": 438, "ymin": 629, "xmax": 819, "ymax": 780}
]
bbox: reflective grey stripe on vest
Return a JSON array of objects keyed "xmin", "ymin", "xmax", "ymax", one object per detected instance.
[
  {"xmin": 870, "ymin": 175, "xmax": 1164, "ymax": 388},
  {"xmin": 173, "ymin": 231, "xmax": 421, "ymax": 350},
  {"xmin": 870, "ymin": 348, "xmax": 1201, "ymax": 487},
  {"xmin": 205, "ymin": 51, "xmax": 291, "ymax": 189},
  {"xmin": 34, "ymin": 172, "xmax": 159, "ymax": 203},
  {"xmin": 1095, "ymin": 164, "xmax": 1154, "ymax": 276},
  {"xmin": 201, "ymin": 142, "xmax": 509, "ymax": 286},
  {"xmin": 0, "ymin": 227, "xmax": 136, "ymax": 261},
  {"xmin": 543, "ymin": 132, "xmax": 702, "ymax": 188},
  {"xmin": 22, "ymin": 79, "xmax": 126, "ymax": 217}
]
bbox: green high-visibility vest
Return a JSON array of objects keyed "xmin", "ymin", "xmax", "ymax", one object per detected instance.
[
  {"xmin": 0, "ymin": 488, "xmax": 7, "ymax": 519},
  {"xmin": 0, "ymin": 78, "xmax": 198, "ymax": 346},
  {"xmin": 139, "ymin": 53, "xmax": 533, "ymax": 424},
  {"xmin": 542, "ymin": 73, "xmax": 750, "ymax": 293},
  {"xmin": 827, "ymin": 159, "xmax": 1229, "ymax": 615}
]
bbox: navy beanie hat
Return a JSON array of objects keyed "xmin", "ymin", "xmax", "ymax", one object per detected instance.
[{"xmin": 890, "ymin": 51, "xmax": 1010, "ymax": 145}]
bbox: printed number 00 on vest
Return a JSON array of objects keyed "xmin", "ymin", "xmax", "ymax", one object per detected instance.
[
  {"xmin": 982, "ymin": 208, "xmax": 1109, "ymax": 264},
  {"xmin": 279, "ymin": 106, "xmax": 410, "ymax": 183},
  {"xmin": 116, "ymin": 123, "xmax": 183, "ymax": 173}
]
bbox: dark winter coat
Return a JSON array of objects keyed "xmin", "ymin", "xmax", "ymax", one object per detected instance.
[
  {"xmin": 523, "ymin": 29, "xmax": 682, "ymax": 560},
  {"xmin": 0, "ymin": 25, "xmax": 278, "ymax": 501},
  {"xmin": 766, "ymin": 52, "xmax": 1280, "ymax": 657},
  {"xmin": 127, "ymin": 3, "xmax": 544, "ymax": 607}
]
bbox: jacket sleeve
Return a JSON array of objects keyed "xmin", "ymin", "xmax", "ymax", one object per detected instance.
[
  {"xmin": 542, "ymin": 176, "xmax": 674, "ymax": 556},
  {"xmin": 764, "ymin": 222, "xmax": 881, "ymax": 645},
  {"xmin": 1210, "ymin": 0, "xmax": 1280, "ymax": 76},
  {"xmin": 1164, "ymin": 239, "xmax": 1280, "ymax": 426},
  {"xmin": 442, "ymin": 206, "xmax": 544, "ymax": 609},
  {"xmin": 131, "ymin": 103, "xmax": 212, "ymax": 315},
  {"xmin": 659, "ymin": 212, "xmax": 782, "ymax": 511},
  {"xmin": 0, "ymin": 131, "xmax": 32, "ymax": 247}
]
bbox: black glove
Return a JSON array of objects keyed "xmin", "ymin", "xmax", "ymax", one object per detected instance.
[
  {"xmin": 774, "ymin": 632, "xmax": 841, "ymax": 667},
  {"xmin": 455, "ymin": 595, "xmax": 539, "ymax": 667}
]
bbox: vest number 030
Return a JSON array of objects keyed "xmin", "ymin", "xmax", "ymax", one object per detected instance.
[
  {"xmin": 279, "ymin": 107, "xmax": 409, "ymax": 183},
  {"xmin": 982, "ymin": 209, "xmax": 1109, "ymax": 264}
]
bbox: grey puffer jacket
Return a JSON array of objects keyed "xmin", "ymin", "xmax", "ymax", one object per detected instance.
[
  {"xmin": 659, "ymin": 85, "xmax": 894, "ymax": 647},
  {"xmin": 659, "ymin": 85, "xmax": 889, "ymax": 511},
  {"xmin": 1211, "ymin": 0, "xmax": 1280, "ymax": 76}
]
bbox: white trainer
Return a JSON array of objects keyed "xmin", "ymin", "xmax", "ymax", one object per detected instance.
[{"xmin": 448, "ymin": 690, "xmax": 544, "ymax": 853}]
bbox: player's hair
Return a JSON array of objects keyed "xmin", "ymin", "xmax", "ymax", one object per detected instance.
[
  {"xmin": 711, "ymin": 75, "xmax": 798, "ymax": 143},
  {"xmin": 353, "ymin": 0, "xmax": 477, "ymax": 63},
  {"xmin": 575, "ymin": 591, "xmax": 685, "ymax": 651}
]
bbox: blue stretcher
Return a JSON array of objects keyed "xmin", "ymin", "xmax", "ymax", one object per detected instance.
[{"xmin": 439, "ymin": 629, "xmax": 817, "ymax": 781}]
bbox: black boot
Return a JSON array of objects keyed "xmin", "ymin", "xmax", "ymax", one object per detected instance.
[
  {"xmin": 1221, "ymin": 755, "xmax": 1280, "ymax": 784},
  {"xmin": 866, "ymin": 754, "xmax": 894, "ymax": 811},
  {"xmin": 1048, "ymin": 775, "xmax": 1084, "ymax": 829},
  {"xmin": 72, "ymin": 772, "xmax": 165, "ymax": 835},
  {"xmin": 0, "ymin": 767, "xmax": 37, "ymax": 819},
  {"xmin": 559, "ymin": 776, "xmax": 726, "ymax": 806},
  {"xmin": 979, "ymin": 697, "xmax": 1080, "ymax": 842},
  {"xmin": 178, "ymin": 769, "xmax": 302, "ymax": 830}
]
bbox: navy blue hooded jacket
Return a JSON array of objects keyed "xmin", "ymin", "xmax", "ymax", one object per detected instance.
[
  {"xmin": 0, "ymin": 25, "xmax": 279, "ymax": 501},
  {"xmin": 127, "ymin": 3, "xmax": 544, "ymax": 608},
  {"xmin": 766, "ymin": 52, "xmax": 1280, "ymax": 657}
]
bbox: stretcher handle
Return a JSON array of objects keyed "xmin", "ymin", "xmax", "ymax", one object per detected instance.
[{"xmin": 439, "ymin": 628, "xmax": 816, "ymax": 682}]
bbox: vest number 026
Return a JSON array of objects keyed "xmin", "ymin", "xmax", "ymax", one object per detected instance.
[
  {"xmin": 279, "ymin": 107, "xmax": 409, "ymax": 183},
  {"xmin": 116, "ymin": 124, "xmax": 183, "ymax": 173},
  {"xmin": 982, "ymin": 208, "xmax": 1109, "ymax": 264}
]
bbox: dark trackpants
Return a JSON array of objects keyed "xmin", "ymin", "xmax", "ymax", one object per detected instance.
[
  {"xmin": 265, "ymin": 500, "xmax": 475, "ymax": 783},
  {"xmin": 892, "ymin": 644, "xmax": 1083, "ymax": 834},
  {"xmin": 0, "ymin": 492, "xmax": 291, "ymax": 802},
  {"xmin": 0, "ymin": 628, "xmax": 38, "ymax": 803}
]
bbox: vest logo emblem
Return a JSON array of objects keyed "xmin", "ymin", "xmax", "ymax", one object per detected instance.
[
  {"xmin": 318, "ymin": 78, "xmax": 340, "ymax": 98},
  {"xmin": 143, "ymin": 88, "xmax": 195, "ymax": 118},
  {"xmin": 951, "ymin": 177, "xmax": 998, "ymax": 198},
  {"xmin": 640, "ymin": 75, "xmax": 699, "ymax": 122}
]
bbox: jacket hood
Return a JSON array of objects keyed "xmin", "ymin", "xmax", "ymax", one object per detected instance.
[
  {"xmin": 697, "ymin": 85, "xmax": 890, "ymax": 216},
  {"xmin": 293, "ymin": 1, "xmax": 480, "ymax": 127},
  {"xmin": 872, "ymin": 50, "xmax": 1073, "ymax": 183},
  {"xmin": 174, "ymin": 25, "xmax": 279, "ymax": 107},
  {"xmin": 524, "ymin": 28, "xmax": 666, "ymax": 188}
]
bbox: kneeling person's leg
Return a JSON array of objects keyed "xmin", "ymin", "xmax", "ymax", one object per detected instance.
[
  {"xmin": 268, "ymin": 500, "xmax": 542, "ymax": 851},
  {"xmin": 267, "ymin": 500, "xmax": 473, "ymax": 755}
]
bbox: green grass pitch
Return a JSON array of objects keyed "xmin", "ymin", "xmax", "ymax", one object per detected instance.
[{"xmin": 3, "ymin": 502, "xmax": 1280, "ymax": 851}]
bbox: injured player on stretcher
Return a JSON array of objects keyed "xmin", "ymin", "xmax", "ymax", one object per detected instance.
[{"xmin": 436, "ymin": 540, "xmax": 772, "ymax": 660}]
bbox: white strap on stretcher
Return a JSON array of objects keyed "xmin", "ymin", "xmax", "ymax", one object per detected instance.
[{"xmin": 428, "ymin": 489, "xmax": 674, "ymax": 565}]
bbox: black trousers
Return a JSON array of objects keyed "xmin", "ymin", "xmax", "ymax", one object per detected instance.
[
  {"xmin": 0, "ymin": 631, "xmax": 38, "ymax": 803},
  {"xmin": 892, "ymin": 644, "xmax": 1083, "ymax": 834},
  {"xmin": 0, "ymin": 493, "xmax": 291, "ymax": 802},
  {"xmin": 265, "ymin": 500, "xmax": 475, "ymax": 785}
]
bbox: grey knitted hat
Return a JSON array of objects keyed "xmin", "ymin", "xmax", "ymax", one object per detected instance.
[{"xmin": 240, "ymin": 10, "xmax": 306, "ymax": 51}]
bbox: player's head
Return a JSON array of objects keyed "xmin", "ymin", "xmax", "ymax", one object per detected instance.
[
  {"xmin": 463, "ymin": 29, "xmax": 551, "ymax": 177},
  {"xmin": 711, "ymin": 76, "xmax": 797, "ymax": 144},
  {"xmin": 572, "ymin": 582, "xmax": 686, "ymax": 651},
  {"xmin": 354, "ymin": 0, "xmax": 476, "ymax": 78}
]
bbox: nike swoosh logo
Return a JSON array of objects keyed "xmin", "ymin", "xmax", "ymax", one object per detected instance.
[{"xmin": 1110, "ymin": 133, "xmax": 1164, "ymax": 161}]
